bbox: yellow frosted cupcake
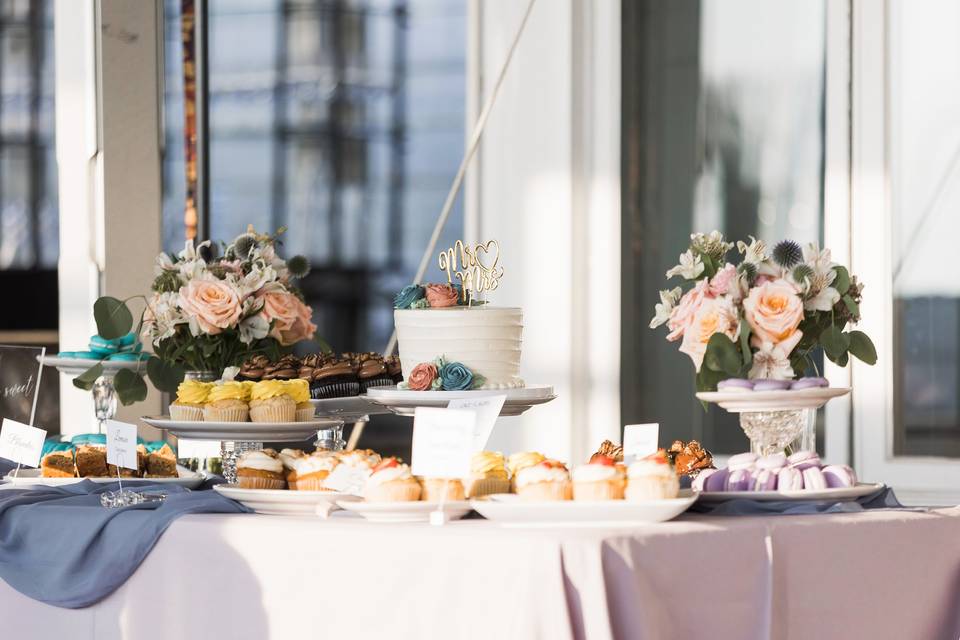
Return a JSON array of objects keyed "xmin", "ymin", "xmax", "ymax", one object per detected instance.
[
  {"xmin": 364, "ymin": 457, "xmax": 421, "ymax": 501},
  {"xmin": 203, "ymin": 381, "xmax": 249, "ymax": 422},
  {"xmin": 284, "ymin": 379, "xmax": 315, "ymax": 422},
  {"xmin": 170, "ymin": 380, "xmax": 211, "ymax": 421},
  {"xmin": 515, "ymin": 460, "xmax": 572, "ymax": 501},
  {"xmin": 465, "ymin": 451, "xmax": 510, "ymax": 498},
  {"xmin": 507, "ymin": 451, "xmax": 546, "ymax": 492},
  {"xmin": 249, "ymin": 380, "xmax": 296, "ymax": 423}
]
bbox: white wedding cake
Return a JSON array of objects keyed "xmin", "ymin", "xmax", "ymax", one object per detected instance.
[{"xmin": 394, "ymin": 307, "xmax": 524, "ymax": 390}]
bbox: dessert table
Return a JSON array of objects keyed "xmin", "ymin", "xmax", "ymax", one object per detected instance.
[{"xmin": 1, "ymin": 507, "xmax": 958, "ymax": 640}]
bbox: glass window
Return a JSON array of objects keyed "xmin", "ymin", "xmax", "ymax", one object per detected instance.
[{"xmin": 621, "ymin": 0, "xmax": 826, "ymax": 453}]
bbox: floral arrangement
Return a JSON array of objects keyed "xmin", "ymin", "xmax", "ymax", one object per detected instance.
[
  {"xmin": 399, "ymin": 356, "xmax": 484, "ymax": 391},
  {"xmin": 76, "ymin": 227, "xmax": 325, "ymax": 404},
  {"xmin": 394, "ymin": 283, "xmax": 465, "ymax": 309},
  {"xmin": 649, "ymin": 231, "xmax": 877, "ymax": 392}
]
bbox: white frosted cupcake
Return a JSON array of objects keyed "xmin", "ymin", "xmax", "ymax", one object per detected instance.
[
  {"xmin": 625, "ymin": 450, "xmax": 679, "ymax": 501},
  {"xmin": 364, "ymin": 457, "xmax": 421, "ymax": 501},
  {"xmin": 515, "ymin": 460, "xmax": 572, "ymax": 501},
  {"xmin": 572, "ymin": 460, "xmax": 626, "ymax": 501},
  {"xmin": 289, "ymin": 451, "xmax": 339, "ymax": 491},
  {"xmin": 236, "ymin": 450, "xmax": 286, "ymax": 490}
]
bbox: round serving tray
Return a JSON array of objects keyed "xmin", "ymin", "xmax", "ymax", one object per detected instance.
[
  {"xmin": 695, "ymin": 387, "xmax": 851, "ymax": 413},
  {"xmin": 38, "ymin": 355, "xmax": 146, "ymax": 377},
  {"xmin": 140, "ymin": 416, "xmax": 343, "ymax": 441},
  {"xmin": 214, "ymin": 484, "xmax": 360, "ymax": 516},
  {"xmin": 695, "ymin": 481, "xmax": 884, "ymax": 503},
  {"xmin": 365, "ymin": 384, "xmax": 556, "ymax": 417},
  {"xmin": 309, "ymin": 395, "xmax": 391, "ymax": 420},
  {"xmin": 470, "ymin": 491, "xmax": 698, "ymax": 524}
]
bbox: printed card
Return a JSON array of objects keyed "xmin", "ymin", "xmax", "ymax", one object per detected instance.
[
  {"xmin": 411, "ymin": 407, "xmax": 476, "ymax": 478},
  {"xmin": 106, "ymin": 420, "xmax": 138, "ymax": 470},
  {"xmin": 0, "ymin": 419, "xmax": 46, "ymax": 468}
]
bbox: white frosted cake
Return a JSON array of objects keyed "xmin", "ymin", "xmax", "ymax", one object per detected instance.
[{"xmin": 394, "ymin": 307, "xmax": 524, "ymax": 390}]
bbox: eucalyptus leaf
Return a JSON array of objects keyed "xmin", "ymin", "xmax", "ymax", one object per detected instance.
[
  {"xmin": 114, "ymin": 369, "xmax": 148, "ymax": 405},
  {"xmin": 93, "ymin": 296, "xmax": 133, "ymax": 339},
  {"xmin": 833, "ymin": 266, "xmax": 850, "ymax": 295},
  {"xmin": 842, "ymin": 294, "xmax": 859, "ymax": 318},
  {"xmin": 704, "ymin": 333, "xmax": 742, "ymax": 377},
  {"xmin": 738, "ymin": 321, "xmax": 752, "ymax": 372},
  {"xmin": 847, "ymin": 330, "xmax": 878, "ymax": 365},
  {"xmin": 72, "ymin": 363, "xmax": 104, "ymax": 391},
  {"xmin": 820, "ymin": 325, "xmax": 850, "ymax": 362},
  {"xmin": 147, "ymin": 356, "xmax": 186, "ymax": 393},
  {"xmin": 696, "ymin": 365, "xmax": 724, "ymax": 393}
]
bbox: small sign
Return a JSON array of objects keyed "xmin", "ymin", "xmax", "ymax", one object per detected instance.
[
  {"xmin": 0, "ymin": 418, "xmax": 46, "ymax": 468},
  {"xmin": 411, "ymin": 407, "xmax": 475, "ymax": 478},
  {"xmin": 323, "ymin": 464, "xmax": 369, "ymax": 496},
  {"xmin": 106, "ymin": 420, "xmax": 138, "ymax": 471},
  {"xmin": 447, "ymin": 394, "xmax": 506, "ymax": 451},
  {"xmin": 176, "ymin": 439, "xmax": 221, "ymax": 459},
  {"xmin": 623, "ymin": 423, "xmax": 659, "ymax": 461}
]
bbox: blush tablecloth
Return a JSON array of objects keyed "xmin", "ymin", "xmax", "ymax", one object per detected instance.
[{"xmin": 1, "ymin": 508, "xmax": 959, "ymax": 640}]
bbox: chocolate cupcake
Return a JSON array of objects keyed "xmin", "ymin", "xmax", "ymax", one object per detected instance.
[
  {"xmin": 384, "ymin": 355, "xmax": 403, "ymax": 384},
  {"xmin": 263, "ymin": 354, "xmax": 301, "ymax": 380},
  {"xmin": 238, "ymin": 355, "xmax": 270, "ymax": 381},
  {"xmin": 357, "ymin": 355, "xmax": 393, "ymax": 392},
  {"xmin": 311, "ymin": 359, "xmax": 360, "ymax": 399}
]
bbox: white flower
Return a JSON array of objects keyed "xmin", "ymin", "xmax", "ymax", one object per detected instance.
[
  {"xmin": 177, "ymin": 258, "xmax": 207, "ymax": 282},
  {"xmin": 748, "ymin": 340, "xmax": 795, "ymax": 380},
  {"xmin": 649, "ymin": 287, "xmax": 682, "ymax": 329},
  {"xmin": 666, "ymin": 250, "xmax": 705, "ymax": 280},
  {"xmin": 690, "ymin": 231, "xmax": 734, "ymax": 259},
  {"xmin": 154, "ymin": 252, "xmax": 175, "ymax": 277},
  {"xmin": 178, "ymin": 238, "xmax": 213, "ymax": 263},
  {"xmin": 737, "ymin": 236, "xmax": 768, "ymax": 265},
  {"xmin": 801, "ymin": 244, "xmax": 840, "ymax": 311},
  {"xmin": 220, "ymin": 366, "xmax": 241, "ymax": 381},
  {"xmin": 141, "ymin": 292, "xmax": 186, "ymax": 344},
  {"xmin": 805, "ymin": 286, "xmax": 840, "ymax": 312},
  {"xmin": 232, "ymin": 262, "xmax": 277, "ymax": 296},
  {"xmin": 239, "ymin": 314, "xmax": 269, "ymax": 344}
]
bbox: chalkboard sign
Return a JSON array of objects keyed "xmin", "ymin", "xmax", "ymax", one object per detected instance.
[{"xmin": 0, "ymin": 345, "xmax": 45, "ymax": 427}]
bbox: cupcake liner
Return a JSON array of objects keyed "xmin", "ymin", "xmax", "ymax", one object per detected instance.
[
  {"xmin": 421, "ymin": 478, "xmax": 465, "ymax": 502},
  {"xmin": 573, "ymin": 480, "xmax": 625, "ymax": 501},
  {"xmin": 364, "ymin": 479, "xmax": 422, "ymax": 502},
  {"xmin": 249, "ymin": 402, "xmax": 295, "ymax": 423},
  {"xmin": 360, "ymin": 376, "xmax": 395, "ymax": 393},
  {"xmin": 170, "ymin": 404, "xmax": 204, "ymax": 422},
  {"xmin": 465, "ymin": 477, "xmax": 510, "ymax": 498},
  {"xmin": 310, "ymin": 381, "xmax": 360, "ymax": 399},
  {"xmin": 203, "ymin": 405, "xmax": 249, "ymax": 423},
  {"xmin": 625, "ymin": 476, "xmax": 679, "ymax": 501},
  {"xmin": 295, "ymin": 406, "xmax": 316, "ymax": 422},
  {"xmin": 292, "ymin": 476, "xmax": 336, "ymax": 492},
  {"xmin": 517, "ymin": 481, "xmax": 572, "ymax": 501},
  {"xmin": 237, "ymin": 475, "xmax": 286, "ymax": 490}
]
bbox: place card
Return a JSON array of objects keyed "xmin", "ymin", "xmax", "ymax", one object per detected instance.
[
  {"xmin": 411, "ymin": 407, "xmax": 476, "ymax": 479},
  {"xmin": 323, "ymin": 464, "xmax": 369, "ymax": 496},
  {"xmin": 0, "ymin": 418, "xmax": 46, "ymax": 468},
  {"xmin": 106, "ymin": 420, "xmax": 138, "ymax": 471},
  {"xmin": 447, "ymin": 394, "xmax": 506, "ymax": 450},
  {"xmin": 623, "ymin": 423, "xmax": 659, "ymax": 461}
]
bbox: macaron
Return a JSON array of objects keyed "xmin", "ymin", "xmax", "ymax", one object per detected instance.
[
  {"xmin": 802, "ymin": 467, "xmax": 827, "ymax": 490},
  {"xmin": 752, "ymin": 379, "xmax": 792, "ymax": 391},
  {"xmin": 787, "ymin": 451, "xmax": 821, "ymax": 471},
  {"xmin": 791, "ymin": 376, "xmax": 829, "ymax": 390},
  {"xmin": 777, "ymin": 467, "xmax": 803, "ymax": 491},
  {"xmin": 756, "ymin": 453, "xmax": 787, "ymax": 471},
  {"xmin": 727, "ymin": 452, "xmax": 759, "ymax": 471},
  {"xmin": 116, "ymin": 332, "xmax": 138, "ymax": 347},
  {"xmin": 71, "ymin": 351, "xmax": 103, "ymax": 360},
  {"xmin": 821, "ymin": 465, "xmax": 857, "ymax": 488},
  {"xmin": 691, "ymin": 468, "xmax": 717, "ymax": 492},
  {"xmin": 726, "ymin": 468, "xmax": 752, "ymax": 491},
  {"xmin": 703, "ymin": 467, "xmax": 729, "ymax": 492},
  {"xmin": 717, "ymin": 378, "xmax": 754, "ymax": 393},
  {"xmin": 57, "ymin": 351, "xmax": 77, "ymax": 358},
  {"xmin": 752, "ymin": 469, "xmax": 778, "ymax": 492},
  {"xmin": 89, "ymin": 336, "xmax": 121, "ymax": 352}
]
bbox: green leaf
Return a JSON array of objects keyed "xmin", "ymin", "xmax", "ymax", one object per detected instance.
[
  {"xmin": 93, "ymin": 296, "xmax": 134, "ymax": 339},
  {"xmin": 114, "ymin": 368, "xmax": 148, "ymax": 405},
  {"xmin": 837, "ymin": 351, "xmax": 849, "ymax": 367},
  {"xmin": 842, "ymin": 294, "xmax": 859, "ymax": 317},
  {"xmin": 695, "ymin": 366, "xmax": 724, "ymax": 393},
  {"xmin": 738, "ymin": 320, "xmax": 752, "ymax": 372},
  {"xmin": 833, "ymin": 266, "xmax": 850, "ymax": 295},
  {"xmin": 820, "ymin": 325, "xmax": 850, "ymax": 362},
  {"xmin": 72, "ymin": 363, "xmax": 104, "ymax": 391},
  {"xmin": 704, "ymin": 333, "xmax": 742, "ymax": 377},
  {"xmin": 847, "ymin": 330, "xmax": 878, "ymax": 365},
  {"xmin": 147, "ymin": 356, "xmax": 186, "ymax": 393}
]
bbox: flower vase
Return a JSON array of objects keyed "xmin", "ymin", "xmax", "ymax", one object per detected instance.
[{"xmin": 738, "ymin": 408, "xmax": 815, "ymax": 456}]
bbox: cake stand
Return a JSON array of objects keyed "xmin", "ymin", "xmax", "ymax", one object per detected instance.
[
  {"xmin": 39, "ymin": 355, "xmax": 147, "ymax": 433},
  {"xmin": 366, "ymin": 385, "xmax": 556, "ymax": 417},
  {"xmin": 695, "ymin": 387, "xmax": 850, "ymax": 455},
  {"xmin": 309, "ymin": 396, "xmax": 393, "ymax": 450}
]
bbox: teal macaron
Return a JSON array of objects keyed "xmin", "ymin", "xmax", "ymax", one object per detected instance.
[{"xmin": 107, "ymin": 352, "xmax": 142, "ymax": 361}]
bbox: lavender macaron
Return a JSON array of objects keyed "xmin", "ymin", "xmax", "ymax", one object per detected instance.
[
  {"xmin": 726, "ymin": 468, "xmax": 753, "ymax": 492},
  {"xmin": 787, "ymin": 450, "xmax": 821, "ymax": 471},
  {"xmin": 756, "ymin": 453, "xmax": 787, "ymax": 471},
  {"xmin": 821, "ymin": 465, "xmax": 857, "ymax": 488},
  {"xmin": 727, "ymin": 452, "xmax": 759, "ymax": 471},
  {"xmin": 692, "ymin": 468, "xmax": 717, "ymax": 492},
  {"xmin": 718, "ymin": 378, "xmax": 754, "ymax": 393},
  {"xmin": 752, "ymin": 379, "xmax": 793, "ymax": 392},
  {"xmin": 778, "ymin": 466, "xmax": 804, "ymax": 490},
  {"xmin": 703, "ymin": 467, "xmax": 729, "ymax": 492},
  {"xmin": 802, "ymin": 467, "xmax": 827, "ymax": 490},
  {"xmin": 791, "ymin": 376, "xmax": 829, "ymax": 390},
  {"xmin": 752, "ymin": 468, "xmax": 778, "ymax": 492}
]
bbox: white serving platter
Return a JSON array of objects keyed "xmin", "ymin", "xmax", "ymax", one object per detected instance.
[
  {"xmin": 214, "ymin": 484, "xmax": 360, "ymax": 516},
  {"xmin": 3, "ymin": 465, "xmax": 204, "ymax": 489},
  {"xmin": 695, "ymin": 387, "xmax": 851, "ymax": 412},
  {"xmin": 141, "ymin": 416, "xmax": 344, "ymax": 441},
  {"xmin": 336, "ymin": 500, "xmax": 473, "ymax": 523},
  {"xmin": 366, "ymin": 385, "xmax": 556, "ymax": 417},
  {"xmin": 694, "ymin": 481, "xmax": 884, "ymax": 503},
  {"xmin": 470, "ymin": 491, "xmax": 698, "ymax": 524},
  {"xmin": 38, "ymin": 355, "xmax": 147, "ymax": 377},
  {"xmin": 309, "ymin": 395, "xmax": 391, "ymax": 419}
]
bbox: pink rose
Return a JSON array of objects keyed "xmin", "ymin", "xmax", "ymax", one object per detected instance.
[
  {"xmin": 743, "ymin": 279, "xmax": 804, "ymax": 350},
  {"xmin": 709, "ymin": 264, "xmax": 737, "ymax": 296},
  {"xmin": 407, "ymin": 363, "xmax": 437, "ymax": 391},
  {"xmin": 666, "ymin": 280, "xmax": 710, "ymax": 342},
  {"xmin": 679, "ymin": 296, "xmax": 741, "ymax": 371},
  {"xmin": 258, "ymin": 289, "xmax": 317, "ymax": 345},
  {"xmin": 425, "ymin": 284, "xmax": 460, "ymax": 308},
  {"xmin": 178, "ymin": 278, "xmax": 243, "ymax": 335}
]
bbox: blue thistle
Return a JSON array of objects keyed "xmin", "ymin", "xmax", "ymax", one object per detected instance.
[
  {"xmin": 287, "ymin": 255, "xmax": 310, "ymax": 278},
  {"xmin": 772, "ymin": 240, "xmax": 803, "ymax": 268},
  {"xmin": 233, "ymin": 233, "xmax": 257, "ymax": 258}
]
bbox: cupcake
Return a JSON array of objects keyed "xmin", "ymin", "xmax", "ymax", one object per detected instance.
[
  {"xmin": 263, "ymin": 355, "xmax": 301, "ymax": 380},
  {"xmin": 384, "ymin": 355, "xmax": 404, "ymax": 384},
  {"xmin": 277, "ymin": 448, "xmax": 305, "ymax": 484},
  {"xmin": 507, "ymin": 451, "xmax": 546, "ymax": 492},
  {"xmin": 572, "ymin": 457, "xmax": 626, "ymax": 501},
  {"xmin": 170, "ymin": 380, "xmax": 212, "ymax": 421},
  {"xmin": 238, "ymin": 355, "xmax": 270, "ymax": 381},
  {"xmin": 515, "ymin": 460, "xmax": 572, "ymax": 501},
  {"xmin": 288, "ymin": 451, "xmax": 339, "ymax": 491},
  {"xmin": 236, "ymin": 450, "xmax": 286, "ymax": 489},
  {"xmin": 249, "ymin": 380, "xmax": 296, "ymax": 423},
  {"xmin": 357, "ymin": 355, "xmax": 393, "ymax": 392},
  {"xmin": 310, "ymin": 359, "xmax": 360, "ymax": 399},
  {"xmin": 364, "ymin": 457, "xmax": 421, "ymax": 501},
  {"xmin": 284, "ymin": 378, "xmax": 315, "ymax": 422},
  {"xmin": 203, "ymin": 381, "xmax": 250, "ymax": 422},
  {"xmin": 337, "ymin": 448, "xmax": 382, "ymax": 473},
  {"xmin": 465, "ymin": 451, "xmax": 510, "ymax": 498},
  {"xmin": 421, "ymin": 478, "xmax": 466, "ymax": 502},
  {"xmin": 625, "ymin": 450, "xmax": 679, "ymax": 501}
]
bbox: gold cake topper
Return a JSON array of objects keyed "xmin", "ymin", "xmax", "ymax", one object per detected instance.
[{"xmin": 438, "ymin": 239, "xmax": 504, "ymax": 304}]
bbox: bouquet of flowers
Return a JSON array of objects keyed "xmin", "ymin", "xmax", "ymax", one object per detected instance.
[
  {"xmin": 77, "ymin": 227, "xmax": 324, "ymax": 404},
  {"xmin": 649, "ymin": 231, "xmax": 877, "ymax": 392}
]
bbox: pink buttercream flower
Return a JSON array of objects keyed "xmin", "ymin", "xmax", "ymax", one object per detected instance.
[
  {"xmin": 178, "ymin": 278, "xmax": 243, "ymax": 335},
  {"xmin": 407, "ymin": 363, "xmax": 438, "ymax": 391},
  {"xmin": 425, "ymin": 284, "xmax": 460, "ymax": 308},
  {"xmin": 666, "ymin": 279, "xmax": 710, "ymax": 342}
]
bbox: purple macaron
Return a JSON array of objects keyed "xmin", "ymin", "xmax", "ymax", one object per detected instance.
[
  {"xmin": 787, "ymin": 451, "xmax": 821, "ymax": 471},
  {"xmin": 752, "ymin": 468, "xmax": 778, "ymax": 492},
  {"xmin": 718, "ymin": 378, "xmax": 755, "ymax": 393},
  {"xmin": 791, "ymin": 376, "xmax": 830, "ymax": 390},
  {"xmin": 692, "ymin": 468, "xmax": 717, "ymax": 492},
  {"xmin": 777, "ymin": 467, "xmax": 804, "ymax": 490},
  {"xmin": 703, "ymin": 467, "xmax": 729, "ymax": 492},
  {"xmin": 756, "ymin": 453, "xmax": 787, "ymax": 471},
  {"xmin": 821, "ymin": 465, "xmax": 857, "ymax": 488},
  {"xmin": 727, "ymin": 452, "xmax": 759, "ymax": 471},
  {"xmin": 726, "ymin": 468, "xmax": 753, "ymax": 491},
  {"xmin": 752, "ymin": 379, "xmax": 793, "ymax": 392},
  {"xmin": 802, "ymin": 467, "xmax": 827, "ymax": 490}
]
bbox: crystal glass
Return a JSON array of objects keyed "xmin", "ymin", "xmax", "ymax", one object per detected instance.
[
  {"xmin": 739, "ymin": 409, "xmax": 815, "ymax": 456},
  {"xmin": 315, "ymin": 422, "xmax": 346, "ymax": 452},
  {"xmin": 92, "ymin": 374, "xmax": 118, "ymax": 434},
  {"xmin": 220, "ymin": 441, "xmax": 262, "ymax": 484}
]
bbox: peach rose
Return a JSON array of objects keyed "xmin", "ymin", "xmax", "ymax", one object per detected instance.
[
  {"xmin": 425, "ymin": 284, "xmax": 459, "ymax": 308},
  {"xmin": 743, "ymin": 279, "xmax": 804, "ymax": 349},
  {"xmin": 709, "ymin": 264, "xmax": 738, "ymax": 297},
  {"xmin": 407, "ymin": 363, "xmax": 438, "ymax": 391},
  {"xmin": 178, "ymin": 278, "xmax": 243, "ymax": 335},
  {"xmin": 666, "ymin": 280, "xmax": 710, "ymax": 342},
  {"xmin": 258, "ymin": 289, "xmax": 317, "ymax": 345},
  {"xmin": 679, "ymin": 296, "xmax": 740, "ymax": 371}
]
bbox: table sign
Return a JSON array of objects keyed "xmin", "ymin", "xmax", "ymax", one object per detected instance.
[
  {"xmin": 411, "ymin": 407, "xmax": 476, "ymax": 479},
  {"xmin": 324, "ymin": 464, "xmax": 369, "ymax": 496},
  {"xmin": 623, "ymin": 423, "xmax": 659, "ymax": 461},
  {"xmin": 0, "ymin": 345, "xmax": 46, "ymax": 427},
  {"xmin": 447, "ymin": 394, "xmax": 506, "ymax": 450},
  {"xmin": 0, "ymin": 419, "xmax": 46, "ymax": 468},
  {"xmin": 106, "ymin": 420, "xmax": 138, "ymax": 471}
]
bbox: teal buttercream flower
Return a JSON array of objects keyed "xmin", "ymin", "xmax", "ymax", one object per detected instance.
[
  {"xmin": 394, "ymin": 284, "xmax": 425, "ymax": 309},
  {"xmin": 439, "ymin": 361, "xmax": 475, "ymax": 391}
]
